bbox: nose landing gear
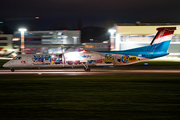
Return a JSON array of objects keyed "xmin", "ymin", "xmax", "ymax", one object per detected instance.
[{"xmin": 11, "ymin": 68, "xmax": 15, "ymax": 72}]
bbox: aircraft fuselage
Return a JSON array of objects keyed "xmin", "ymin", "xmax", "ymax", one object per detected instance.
[{"xmin": 3, "ymin": 51, "xmax": 149, "ymax": 69}]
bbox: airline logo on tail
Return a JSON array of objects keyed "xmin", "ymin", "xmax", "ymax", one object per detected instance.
[{"xmin": 150, "ymin": 27, "xmax": 176, "ymax": 45}]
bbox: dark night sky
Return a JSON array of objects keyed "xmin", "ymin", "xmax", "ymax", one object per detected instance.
[{"xmin": 1, "ymin": 0, "xmax": 180, "ymax": 30}]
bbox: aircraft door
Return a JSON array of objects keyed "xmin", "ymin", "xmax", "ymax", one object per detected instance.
[
  {"xmin": 25, "ymin": 56, "xmax": 33, "ymax": 66},
  {"xmin": 59, "ymin": 54, "xmax": 65, "ymax": 65}
]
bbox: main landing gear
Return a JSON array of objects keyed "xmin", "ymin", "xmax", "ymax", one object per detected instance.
[
  {"xmin": 83, "ymin": 63, "xmax": 90, "ymax": 72},
  {"xmin": 84, "ymin": 67, "xmax": 90, "ymax": 72}
]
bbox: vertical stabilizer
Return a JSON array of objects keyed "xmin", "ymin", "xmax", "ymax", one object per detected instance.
[
  {"xmin": 150, "ymin": 27, "xmax": 176, "ymax": 45},
  {"xmin": 148, "ymin": 27, "xmax": 176, "ymax": 52},
  {"xmin": 118, "ymin": 27, "xmax": 176, "ymax": 53}
]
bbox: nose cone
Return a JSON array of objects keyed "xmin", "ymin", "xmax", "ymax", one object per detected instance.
[
  {"xmin": 3, "ymin": 61, "xmax": 10, "ymax": 68},
  {"xmin": 3, "ymin": 63, "xmax": 7, "ymax": 67}
]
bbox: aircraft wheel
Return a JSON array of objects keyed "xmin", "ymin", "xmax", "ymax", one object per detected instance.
[
  {"xmin": 85, "ymin": 67, "xmax": 90, "ymax": 72},
  {"xmin": 11, "ymin": 68, "xmax": 15, "ymax": 72}
]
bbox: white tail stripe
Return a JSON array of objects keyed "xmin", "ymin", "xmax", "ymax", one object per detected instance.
[{"xmin": 152, "ymin": 35, "xmax": 173, "ymax": 45}]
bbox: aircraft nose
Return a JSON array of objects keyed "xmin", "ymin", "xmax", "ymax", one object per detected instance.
[
  {"xmin": 3, "ymin": 63, "xmax": 7, "ymax": 67},
  {"xmin": 3, "ymin": 62, "xmax": 10, "ymax": 68}
]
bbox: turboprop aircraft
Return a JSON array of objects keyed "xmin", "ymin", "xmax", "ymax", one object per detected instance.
[{"xmin": 3, "ymin": 27, "xmax": 176, "ymax": 72}]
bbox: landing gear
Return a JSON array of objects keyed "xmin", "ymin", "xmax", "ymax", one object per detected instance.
[
  {"xmin": 84, "ymin": 67, "xmax": 90, "ymax": 72},
  {"xmin": 83, "ymin": 63, "xmax": 90, "ymax": 72},
  {"xmin": 11, "ymin": 68, "xmax": 15, "ymax": 72}
]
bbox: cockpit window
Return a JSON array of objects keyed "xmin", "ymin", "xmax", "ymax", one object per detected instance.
[
  {"xmin": 13, "ymin": 57, "xmax": 22, "ymax": 60},
  {"xmin": 17, "ymin": 57, "xmax": 21, "ymax": 60}
]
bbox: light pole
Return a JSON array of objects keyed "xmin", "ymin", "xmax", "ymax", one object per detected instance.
[
  {"xmin": 18, "ymin": 28, "xmax": 27, "ymax": 53},
  {"xmin": 108, "ymin": 29, "xmax": 116, "ymax": 51}
]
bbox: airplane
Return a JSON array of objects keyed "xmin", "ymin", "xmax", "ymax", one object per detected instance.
[{"xmin": 3, "ymin": 27, "xmax": 176, "ymax": 72}]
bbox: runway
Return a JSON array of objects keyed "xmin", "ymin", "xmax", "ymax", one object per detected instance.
[{"xmin": 1, "ymin": 68, "xmax": 180, "ymax": 75}]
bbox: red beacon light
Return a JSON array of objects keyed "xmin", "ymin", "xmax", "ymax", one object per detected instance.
[
  {"xmin": 83, "ymin": 49, "xmax": 90, "ymax": 52},
  {"xmin": 35, "ymin": 17, "xmax": 39, "ymax": 19}
]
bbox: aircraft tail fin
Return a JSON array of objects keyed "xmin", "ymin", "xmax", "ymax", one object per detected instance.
[
  {"xmin": 99, "ymin": 27, "xmax": 176, "ymax": 57},
  {"xmin": 148, "ymin": 27, "xmax": 176, "ymax": 52},
  {"xmin": 150, "ymin": 27, "xmax": 176, "ymax": 45},
  {"xmin": 122, "ymin": 27, "xmax": 176, "ymax": 53}
]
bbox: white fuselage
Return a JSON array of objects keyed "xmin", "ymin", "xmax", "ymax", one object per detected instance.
[{"xmin": 3, "ymin": 51, "xmax": 149, "ymax": 68}]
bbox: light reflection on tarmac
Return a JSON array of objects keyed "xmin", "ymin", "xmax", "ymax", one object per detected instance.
[{"xmin": 1, "ymin": 68, "xmax": 180, "ymax": 75}]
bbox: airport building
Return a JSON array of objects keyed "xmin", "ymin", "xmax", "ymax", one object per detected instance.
[
  {"xmin": 12, "ymin": 30, "xmax": 81, "ymax": 54},
  {"xmin": 2, "ymin": 23, "xmax": 180, "ymax": 57},
  {"xmin": 0, "ymin": 34, "xmax": 13, "ymax": 56},
  {"xmin": 83, "ymin": 42, "xmax": 110, "ymax": 51},
  {"xmin": 110, "ymin": 23, "xmax": 180, "ymax": 57},
  {"xmin": 13, "ymin": 30, "xmax": 80, "ymax": 45}
]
